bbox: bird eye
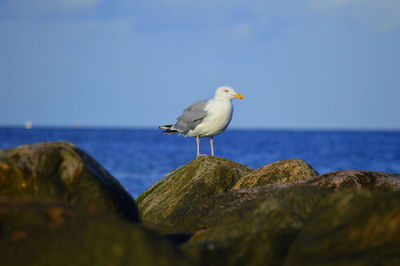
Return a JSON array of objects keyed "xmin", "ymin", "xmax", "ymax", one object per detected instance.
[{"xmin": 224, "ymin": 89, "xmax": 229, "ymax": 92}]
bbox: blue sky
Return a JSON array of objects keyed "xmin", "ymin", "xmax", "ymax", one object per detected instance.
[{"xmin": 0, "ymin": 0, "xmax": 399, "ymax": 129}]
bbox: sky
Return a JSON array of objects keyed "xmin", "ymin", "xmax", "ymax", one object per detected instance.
[{"xmin": 0, "ymin": 0, "xmax": 399, "ymax": 130}]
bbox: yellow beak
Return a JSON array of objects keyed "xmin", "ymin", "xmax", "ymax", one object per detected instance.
[{"xmin": 234, "ymin": 93, "xmax": 244, "ymax": 99}]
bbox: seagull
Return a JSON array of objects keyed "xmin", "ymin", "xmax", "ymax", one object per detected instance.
[{"xmin": 159, "ymin": 86, "xmax": 244, "ymax": 157}]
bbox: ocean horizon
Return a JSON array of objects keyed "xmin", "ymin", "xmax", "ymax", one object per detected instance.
[{"xmin": 1, "ymin": 127, "xmax": 399, "ymax": 198}]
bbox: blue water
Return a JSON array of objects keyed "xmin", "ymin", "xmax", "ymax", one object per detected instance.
[{"xmin": 0, "ymin": 127, "xmax": 399, "ymax": 198}]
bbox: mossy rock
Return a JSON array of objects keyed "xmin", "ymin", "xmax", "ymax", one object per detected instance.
[
  {"xmin": 137, "ymin": 156, "xmax": 252, "ymax": 228},
  {"xmin": 284, "ymin": 189, "xmax": 400, "ymax": 266},
  {"xmin": 155, "ymin": 168, "xmax": 400, "ymax": 235},
  {"xmin": 233, "ymin": 159, "xmax": 318, "ymax": 190},
  {"xmin": 180, "ymin": 186, "xmax": 329, "ymax": 266},
  {"xmin": 154, "ymin": 184, "xmax": 325, "ymax": 234},
  {"xmin": 0, "ymin": 198, "xmax": 191, "ymax": 266},
  {"xmin": 303, "ymin": 170, "xmax": 400, "ymax": 190},
  {"xmin": 0, "ymin": 141, "xmax": 140, "ymax": 222}
]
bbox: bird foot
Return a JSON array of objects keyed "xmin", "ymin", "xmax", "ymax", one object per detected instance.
[{"xmin": 196, "ymin": 154, "xmax": 209, "ymax": 158}]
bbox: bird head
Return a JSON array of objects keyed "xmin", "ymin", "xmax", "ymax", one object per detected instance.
[{"xmin": 214, "ymin": 86, "xmax": 244, "ymax": 100}]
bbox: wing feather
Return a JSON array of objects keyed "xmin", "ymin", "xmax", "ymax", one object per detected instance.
[{"xmin": 172, "ymin": 100, "xmax": 209, "ymax": 134}]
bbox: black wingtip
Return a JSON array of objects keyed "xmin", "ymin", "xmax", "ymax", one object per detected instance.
[
  {"xmin": 164, "ymin": 130, "xmax": 177, "ymax": 135},
  {"xmin": 158, "ymin": 124, "xmax": 172, "ymax": 130},
  {"xmin": 158, "ymin": 125, "xmax": 177, "ymax": 135}
]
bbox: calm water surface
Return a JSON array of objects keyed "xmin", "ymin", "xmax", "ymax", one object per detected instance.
[{"xmin": 0, "ymin": 127, "xmax": 399, "ymax": 198}]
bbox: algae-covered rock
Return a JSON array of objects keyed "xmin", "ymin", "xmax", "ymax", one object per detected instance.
[
  {"xmin": 284, "ymin": 189, "xmax": 400, "ymax": 266},
  {"xmin": 180, "ymin": 186, "xmax": 329, "ymax": 266},
  {"xmin": 137, "ymin": 156, "xmax": 252, "ymax": 228},
  {"xmin": 233, "ymin": 159, "xmax": 318, "ymax": 190},
  {"xmin": 137, "ymin": 155, "xmax": 400, "ymax": 265},
  {"xmin": 155, "ymin": 184, "xmax": 326, "ymax": 234},
  {"xmin": 0, "ymin": 141, "xmax": 140, "ymax": 222},
  {"xmin": 0, "ymin": 198, "xmax": 191, "ymax": 266},
  {"xmin": 303, "ymin": 169, "xmax": 400, "ymax": 190}
]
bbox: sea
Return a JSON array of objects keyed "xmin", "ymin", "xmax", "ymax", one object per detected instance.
[{"xmin": 0, "ymin": 127, "xmax": 399, "ymax": 198}]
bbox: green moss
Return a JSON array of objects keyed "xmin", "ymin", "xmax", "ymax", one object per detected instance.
[
  {"xmin": 155, "ymin": 185, "xmax": 328, "ymax": 235},
  {"xmin": 137, "ymin": 156, "xmax": 252, "ymax": 228},
  {"xmin": 136, "ymin": 179, "xmax": 164, "ymax": 206}
]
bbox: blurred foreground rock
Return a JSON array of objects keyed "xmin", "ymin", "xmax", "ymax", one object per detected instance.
[
  {"xmin": 0, "ymin": 141, "xmax": 140, "ymax": 222},
  {"xmin": 0, "ymin": 199, "xmax": 191, "ymax": 266}
]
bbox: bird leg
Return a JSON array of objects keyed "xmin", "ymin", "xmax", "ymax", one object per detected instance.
[
  {"xmin": 196, "ymin": 135, "xmax": 201, "ymax": 157},
  {"xmin": 210, "ymin": 137, "xmax": 214, "ymax": 156},
  {"xmin": 196, "ymin": 135, "xmax": 207, "ymax": 157}
]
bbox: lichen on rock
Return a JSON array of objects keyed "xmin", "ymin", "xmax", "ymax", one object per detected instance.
[{"xmin": 233, "ymin": 158, "xmax": 318, "ymax": 190}]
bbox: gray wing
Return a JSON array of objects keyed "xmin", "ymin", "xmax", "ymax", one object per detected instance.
[{"xmin": 172, "ymin": 99, "xmax": 209, "ymax": 133}]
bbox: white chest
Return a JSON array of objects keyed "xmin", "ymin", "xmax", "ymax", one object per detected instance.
[{"xmin": 190, "ymin": 100, "xmax": 233, "ymax": 137}]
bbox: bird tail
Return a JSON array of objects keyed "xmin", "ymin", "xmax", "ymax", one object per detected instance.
[{"xmin": 158, "ymin": 124, "xmax": 178, "ymax": 135}]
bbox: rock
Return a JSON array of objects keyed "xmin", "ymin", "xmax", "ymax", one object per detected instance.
[
  {"xmin": 0, "ymin": 141, "xmax": 140, "ymax": 222},
  {"xmin": 136, "ymin": 156, "xmax": 252, "ymax": 228},
  {"xmin": 183, "ymin": 228, "xmax": 297, "ymax": 266},
  {"xmin": 180, "ymin": 186, "xmax": 329, "ymax": 266},
  {"xmin": 0, "ymin": 198, "xmax": 192, "ymax": 266},
  {"xmin": 137, "ymin": 157, "xmax": 400, "ymax": 265},
  {"xmin": 155, "ymin": 166, "xmax": 400, "ymax": 229},
  {"xmin": 233, "ymin": 159, "xmax": 318, "ymax": 190},
  {"xmin": 157, "ymin": 169, "xmax": 400, "ymax": 235},
  {"xmin": 302, "ymin": 169, "xmax": 400, "ymax": 190},
  {"xmin": 154, "ymin": 166, "xmax": 400, "ymax": 265},
  {"xmin": 284, "ymin": 189, "xmax": 400, "ymax": 266},
  {"xmin": 154, "ymin": 184, "xmax": 325, "ymax": 234}
]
